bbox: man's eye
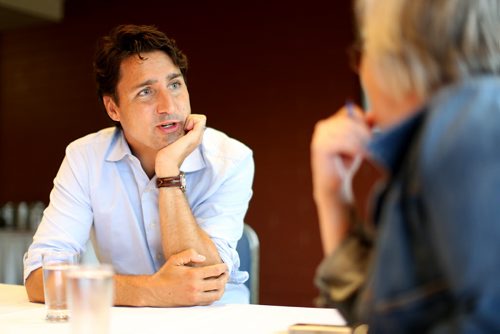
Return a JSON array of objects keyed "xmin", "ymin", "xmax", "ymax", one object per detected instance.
[
  {"xmin": 138, "ymin": 88, "xmax": 152, "ymax": 96},
  {"xmin": 169, "ymin": 81, "xmax": 181, "ymax": 90}
]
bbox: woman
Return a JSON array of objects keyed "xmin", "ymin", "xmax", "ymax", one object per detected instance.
[{"xmin": 311, "ymin": 0, "xmax": 500, "ymax": 332}]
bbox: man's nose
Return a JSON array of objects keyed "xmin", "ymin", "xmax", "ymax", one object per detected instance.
[{"xmin": 156, "ymin": 90, "xmax": 174, "ymax": 114}]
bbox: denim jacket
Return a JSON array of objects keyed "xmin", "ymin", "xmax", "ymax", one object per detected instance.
[{"xmin": 359, "ymin": 77, "xmax": 500, "ymax": 333}]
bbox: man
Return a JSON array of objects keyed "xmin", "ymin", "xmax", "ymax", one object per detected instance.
[{"xmin": 24, "ymin": 24, "xmax": 254, "ymax": 306}]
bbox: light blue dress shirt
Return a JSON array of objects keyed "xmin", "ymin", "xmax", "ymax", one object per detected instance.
[{"xmin": 24, "ymin": 126, "xmax": 254, "ymax": 303}]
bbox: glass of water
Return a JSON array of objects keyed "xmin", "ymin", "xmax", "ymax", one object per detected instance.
[
  {"xmin": 66, "ymin": 264, "xmax": 114, "ymax": 334},
  {"xmin": 41, "ymin": 250, "xmax": 79, "ymax": 321}
]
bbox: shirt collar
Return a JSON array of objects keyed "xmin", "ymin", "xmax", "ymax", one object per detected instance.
[
  {"xmin": 104, "ymin": 128, "xmax": 206, "ymax": 172},
  {"xmin": 105, "ymin": 128, "xmax": 132, "ymax": 162}
]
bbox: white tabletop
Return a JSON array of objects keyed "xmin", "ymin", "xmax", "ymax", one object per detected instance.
[{"xmin": 0, "ymin": 284, "xmax": 345, "ymax": 334}]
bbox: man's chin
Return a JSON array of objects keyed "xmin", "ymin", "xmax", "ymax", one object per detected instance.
[{"xmin": 159, "ymin": 133, "xmax": 182, "ymax": 148}]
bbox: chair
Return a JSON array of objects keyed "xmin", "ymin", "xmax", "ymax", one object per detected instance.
[{"xmin": 236, "ymin": 223, "xmax": 260, "ymax": 304}]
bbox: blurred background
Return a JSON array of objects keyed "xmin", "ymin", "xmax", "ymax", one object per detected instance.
[{"xmin": 0, "ymin": 0, "xmax": 359, "ymax": 306}]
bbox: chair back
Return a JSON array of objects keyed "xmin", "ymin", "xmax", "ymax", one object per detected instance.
[{"xmin": 236, "ymin": 223, "xmax": 260, "ymax": 304}]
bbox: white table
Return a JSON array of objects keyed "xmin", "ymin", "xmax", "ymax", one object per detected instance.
[{"xmin": 0, "ymin": 284, "xmax": 345, "ymax": 333}]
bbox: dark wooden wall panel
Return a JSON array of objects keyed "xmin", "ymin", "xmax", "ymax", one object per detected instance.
[{"xmin": 0, "ymin": 0, "xmax": 359, "ymax": 307}]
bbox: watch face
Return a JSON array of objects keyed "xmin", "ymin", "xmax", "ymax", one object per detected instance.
[{"xmin": 180, "ymin": 171, "xmax": 186, "ymax": 191}]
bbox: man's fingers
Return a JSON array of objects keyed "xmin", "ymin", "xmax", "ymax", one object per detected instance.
[
  {"xmin": 195, "ymin": 273, "xmax": 227, "ymax": 305},
  {"xmin": 185, "ymin": 114, "xmax": 206, "ymax": 132},
  {"xmin": 199, "ymin": 271, "xmax": 227, "ymax": 290},
  {"xmin": 184, "ymin": 117, "xmax": 194, "ymax": 131},
  {"xmin": 168, "ymin": 248, "xmax": 206, "ymax": 266},
  {"xmin": 194, "ymin": 289, "xmax": 225, "ymax": 306},
  {"xmin": 189, "ymin": 263, "xmax": 228, "ymax": 280}
]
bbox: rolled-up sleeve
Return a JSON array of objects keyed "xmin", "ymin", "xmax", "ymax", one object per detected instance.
[{"xmin": 189, "ymin": 144, "xmax": 254, "ymax": 284}]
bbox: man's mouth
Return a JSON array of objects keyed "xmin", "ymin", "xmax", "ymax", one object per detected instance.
[{"xmin": 160, "ymin": 122, "xmax": 176, "ymax": 129}]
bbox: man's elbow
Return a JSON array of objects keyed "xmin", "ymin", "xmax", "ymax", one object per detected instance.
[{"xmin": 25, "ymin": 268, "xmax": 44, "ymax": 303}]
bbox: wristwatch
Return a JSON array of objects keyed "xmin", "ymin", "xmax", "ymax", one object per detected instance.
[{"xmin": 156, "ymin": 171, "xmax": 186, "ymax": 192}]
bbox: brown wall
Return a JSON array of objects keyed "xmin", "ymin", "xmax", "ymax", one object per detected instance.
[{"xmin": 0, "ymin": 0, "xmax": 359, "ymax": 306}]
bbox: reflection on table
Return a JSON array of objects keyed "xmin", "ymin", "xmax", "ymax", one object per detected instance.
[{"xmin": 0, "ymin": 284, "xmax": 345, "ymax": 334}]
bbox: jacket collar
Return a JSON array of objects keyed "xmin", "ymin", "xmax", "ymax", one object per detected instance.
[{"xmin": 368, "ymin": 110, "xmax": 426, "ymax": 174}]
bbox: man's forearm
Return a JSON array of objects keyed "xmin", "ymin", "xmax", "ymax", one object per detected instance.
[
  {"xmin": 26, "ymin": 267, "xmax": 154, "ymax": 307},
  {"xmin": 158, "ymin": 187, "xmax": 221, "ymax": 265},
  {"xmin": 113, "ymin": 274, "xmax": 156, "ymax": 306}
]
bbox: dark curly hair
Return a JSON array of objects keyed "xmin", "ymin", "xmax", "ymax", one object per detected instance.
[{"xmin": 93, "ymin": 24, "xmax": 188, "ymax": 121}]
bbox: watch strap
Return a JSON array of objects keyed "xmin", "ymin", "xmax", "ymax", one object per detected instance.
[{"xmin": 156, "ymin": 171, "xmax": 186, "ymax": 192}]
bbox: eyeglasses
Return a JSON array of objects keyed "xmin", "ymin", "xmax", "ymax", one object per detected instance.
[{"xmin": 347, "ymin": 38, "xmax": 363, "ymax": 73}]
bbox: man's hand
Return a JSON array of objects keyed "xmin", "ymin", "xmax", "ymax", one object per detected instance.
[
  {"xmin": 155, "ymin": 114, "xmax": 206, "ymax": 176},
  {"xmin": 143, "ymin": 249, "xmax": 228, "ymax": 307}
]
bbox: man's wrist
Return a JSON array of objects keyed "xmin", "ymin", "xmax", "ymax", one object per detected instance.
[
  {"xmin": 156, "ymin": 172, "xmax": 186, "ymax": 192},
  {"xmin": 155, "ymin": 167, "xmax": 180, "ymax": 178},
  {"xmin": 114, "ymin": 273, "xmax": 155, "ymax": 307}
]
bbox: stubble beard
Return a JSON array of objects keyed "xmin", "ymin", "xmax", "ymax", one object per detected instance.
[{"xmin": 158, "ymin": 126, "xmax": 185, "ymax": 149}]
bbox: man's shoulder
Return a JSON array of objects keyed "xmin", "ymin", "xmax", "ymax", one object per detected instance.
[
  {"xmin": 66, "ymin": 127, "xmax": 119, "ymax": 155},
  {"xmin": 201, "ymin": 127, "xmax": 252, "ymax": 162}
]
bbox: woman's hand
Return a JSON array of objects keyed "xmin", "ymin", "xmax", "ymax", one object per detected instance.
[{"xmin": 310, "ymin": 103, "xmax": 372, "ymax": 255}]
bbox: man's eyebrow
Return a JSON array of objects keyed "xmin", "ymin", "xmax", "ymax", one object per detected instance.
[
  {"xmin": 132, "ymin": 79, "xmax": 157, "ymax": 91},
  {"xmin": 131, "ymin": 73, "xmax": 182, "ymax": 91},
  {"xmin": 167, "ymin": 72, "xmax": 183, "ymax": 80}
]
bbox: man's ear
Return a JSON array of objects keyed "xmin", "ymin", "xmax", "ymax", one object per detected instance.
[{"xmin": 103, "ymin": 96, "xmax": 120, "ymax": 122}]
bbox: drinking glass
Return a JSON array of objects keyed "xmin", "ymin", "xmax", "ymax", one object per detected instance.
[
  {"xmin": 41, "ymin": 250, "xmax": 79, "ymax": 321},
  {"xmin": 66, "ymin": 264, "xmax": 114, "ymax": 334}
]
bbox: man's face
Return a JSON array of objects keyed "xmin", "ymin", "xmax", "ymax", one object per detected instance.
[{"xmin": 104, "ymin": 50, "xmax": 191, "ymax": 156}]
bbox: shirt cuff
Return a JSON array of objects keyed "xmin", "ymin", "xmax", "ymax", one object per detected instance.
[
  {"xmin": 212, "ymin": 237, "xmax": 249, "ymax": 284},
  {"xmin": 23, "ymin": 248, "xmax": 44, "ymax": 283}
]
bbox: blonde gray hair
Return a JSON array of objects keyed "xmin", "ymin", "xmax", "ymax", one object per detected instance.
[{"xmin": 356, "ymin": 0, "xmax": 500, "ymax": 101}]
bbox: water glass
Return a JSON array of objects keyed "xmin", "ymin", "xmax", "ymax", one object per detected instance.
[
  {"xmin": 41, "ymin": 250, "xmax": 79, "ymax": 321},
  {"xmin": 66, "ymin": 264, "xmax": 114, "ymax": 334}
]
